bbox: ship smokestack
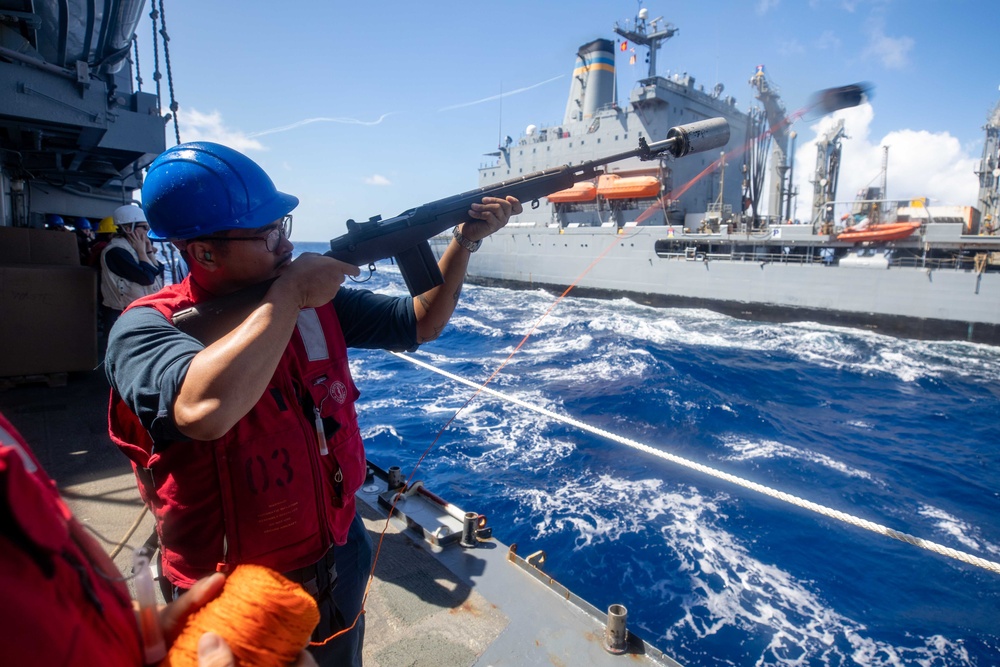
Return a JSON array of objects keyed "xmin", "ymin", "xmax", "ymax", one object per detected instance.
[{"xmin": 563, "ymin": 39, "xmax": 615, "ymax": 125}]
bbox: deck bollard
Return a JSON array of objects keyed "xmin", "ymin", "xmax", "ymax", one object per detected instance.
[
  {"xmin": 387, "ymin": 465, "xmax": 404, "ymax": 490},
  {"xmin": 460, "ymin": 512, "xmax": 478, "ymax": 548},
  {"xmin": 604, "ymin": 603, "xmax": 628, "ymax": 654}
]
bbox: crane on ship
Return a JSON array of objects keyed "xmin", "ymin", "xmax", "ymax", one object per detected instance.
[
  {"xmin": 811, "ymin": 119, "xmax": 847, "ymax": 234},
  {"xmin": 749, "ymin": 65, "xmax": 794, "ymax": 222},
  {"xmin": 975, "ymin": 96, "xmax": 1000, "ymax": 234}
]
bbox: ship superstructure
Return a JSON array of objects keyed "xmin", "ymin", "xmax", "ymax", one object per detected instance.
[
  {"xmin": 0, "ymin": 0, "xmax": 167, "ymax": 225},
  {"xmin": 480, "ymin": 8, "xmax": 749, "ymax": 230}
]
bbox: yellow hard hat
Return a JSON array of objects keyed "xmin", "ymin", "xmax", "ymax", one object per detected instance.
[{"xmin": 97, "ymin": 216, "xmax": 116, "ymax": 233}]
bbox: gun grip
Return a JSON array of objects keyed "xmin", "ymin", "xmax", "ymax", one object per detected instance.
[{"xmin": 395, "ymin": 241, "xmax": 444, "ymax": 296}]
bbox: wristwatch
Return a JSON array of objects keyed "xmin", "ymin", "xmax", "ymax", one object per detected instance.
[{"xmin": 452, "ymin": 225, "xmax": 482, "ymax": 253}]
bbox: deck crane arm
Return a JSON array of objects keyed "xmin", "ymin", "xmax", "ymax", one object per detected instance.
[{"xmin": 750, "ymin": 66, "xmax": 792, "ymax": 219}]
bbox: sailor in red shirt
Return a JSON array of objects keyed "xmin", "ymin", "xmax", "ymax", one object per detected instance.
[{"xmin": 105, "ymin": 142, "xmax": 520, "ymax": 666}]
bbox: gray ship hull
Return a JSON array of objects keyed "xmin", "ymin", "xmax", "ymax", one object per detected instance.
[{"xmin": 454, "ymin": 224, "xmax": 1000, "ymax": 345}]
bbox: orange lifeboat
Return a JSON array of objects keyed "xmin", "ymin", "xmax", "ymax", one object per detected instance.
[
  {"xmin": 837, "ymin": 222, "xmax": 920, "ymax": 242},
  {"xmin": 596, "ymin": 174, "xmax": 661, "ymax": 200},
  {"xmin": 546, "ymin": 181, "xmax": 597, "ymax": 203}
]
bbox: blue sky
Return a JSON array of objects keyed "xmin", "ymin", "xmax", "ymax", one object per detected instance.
[{"xmin": 135, "ymin": 1, "xmax": 1000, "ymax": 241}]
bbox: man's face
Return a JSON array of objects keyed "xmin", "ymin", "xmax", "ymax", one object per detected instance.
[{"xmin": 198, "ymin": 219, "xmax": 295, "ymax": 286}]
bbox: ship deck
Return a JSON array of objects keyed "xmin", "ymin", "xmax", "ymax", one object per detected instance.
[{"xmin": 0, "ymin": 368, "xmax": 678, "ymax": 667}]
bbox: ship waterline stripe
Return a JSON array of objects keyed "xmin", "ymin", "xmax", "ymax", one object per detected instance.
[{"xmin": 393, "ymin": 351, "xmax": 1000, "ymax": 576}]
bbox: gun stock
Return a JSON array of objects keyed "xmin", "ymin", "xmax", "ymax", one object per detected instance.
[{"xmin": 172, "ymin": 117, "xmax": 730, "ymax": 343}]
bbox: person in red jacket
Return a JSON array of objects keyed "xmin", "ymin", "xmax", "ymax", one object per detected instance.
[
  {"xmin": 0, "ymin": 411, "xmax": 318, "ymax": 666},
  {"xmin": 105, "ymin": 141, "xmax": 519, "ymax": 666},
  {"xmin": 0, "ymin": 411, "xmax": 320, "ymax": 667}
]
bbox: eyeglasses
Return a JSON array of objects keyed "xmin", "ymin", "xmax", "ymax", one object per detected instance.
[{"xmin": 199, "ymin": 215, "xmax": 292, "ymax": 253}]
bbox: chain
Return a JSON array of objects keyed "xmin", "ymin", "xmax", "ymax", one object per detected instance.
[
  {"xmin": 132, "ymin": 35, "xmax": 143, "ymax": 92},
  {"xmin": 158, "ymin": 0, "xmax": 181, "ymax": 145},
  {"xmin": 149, "ymin": 4, "xmax": 162, "ymax": 107}
]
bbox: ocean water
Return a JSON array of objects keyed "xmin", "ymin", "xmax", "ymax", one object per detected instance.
[{"xmin": 301, "ymin": 242, "xmax": 1000, "ymax": 667}]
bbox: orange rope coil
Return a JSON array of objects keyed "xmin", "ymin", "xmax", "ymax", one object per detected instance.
[{"xmin": 162, "ymin": 564, "xmax": 319, "ymax": 667}]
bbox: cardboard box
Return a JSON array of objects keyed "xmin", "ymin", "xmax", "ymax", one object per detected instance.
[
  {"xmin": 0, "ymin": 227, "xmax": 30, "ymax": 264},
  {"xmin": 0, "ymin": 265, "xmax": 98, "ymax": 376},
  {"xmin": 31, "ymin": 228, "xmax": 80, "ymax": 265},
  {"xmin": 0, "ymin": 226, "xmax": 80, "ymax": 266}
]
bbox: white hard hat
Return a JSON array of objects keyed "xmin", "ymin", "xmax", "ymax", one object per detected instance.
[{"xmin": 113, "ymin": 203, "xmax": 148, "ymax": 228}]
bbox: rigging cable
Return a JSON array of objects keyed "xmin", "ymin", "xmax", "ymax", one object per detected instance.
[{"xmin": 391, "ymin": 351, "xmax": 1000, "ymax": 576}]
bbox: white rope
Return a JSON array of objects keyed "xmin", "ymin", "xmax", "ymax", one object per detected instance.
[{"xmin": 393, "ymin": 352, "xmax": 1000, "ymax": 575}]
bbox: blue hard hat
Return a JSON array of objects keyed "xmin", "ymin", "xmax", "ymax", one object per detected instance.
[
  {"xmin": 46, "ymin": 213, "xmax": 65, "ymax": 227},
  {"xmin": 141, "ymin": 142, "xmax": 298, "ymax": 240},
  {"xmin": 75, "ymin": 218, "xmax": 93, "ymax": 231}
]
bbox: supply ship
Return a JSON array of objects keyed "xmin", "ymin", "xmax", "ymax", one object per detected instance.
[{"xmin": 456, "ymin": 8, "xmax": 1000, "ymax": 346}]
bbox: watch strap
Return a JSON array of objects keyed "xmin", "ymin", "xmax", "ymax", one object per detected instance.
[{"xmin": 452, "ymin": 226, "xmax": 482, "ymax": 253}]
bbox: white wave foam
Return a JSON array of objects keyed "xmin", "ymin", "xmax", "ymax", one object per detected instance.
[
  {"xmin": 475, "ymin": 286, "xmax": 1000, "ymax": 383},
  {"xmin": 918, "ymin": 504, "xmax": 1000, "ymax": 556},
  {"xmin": 509, "ymin": 473, "xmax": 968, "ymax": 666},
  {"xmin": 720, "ymin": 436, "xmax": 877, "ymax": 481},
  {"xmin": 362, "ymin": 423, "xmax": 404, "ymax": 446}
]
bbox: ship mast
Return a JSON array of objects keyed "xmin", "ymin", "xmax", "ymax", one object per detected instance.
[{"xmin": 613, "ymin": 6, "xmax": 678, "ymax": 80}]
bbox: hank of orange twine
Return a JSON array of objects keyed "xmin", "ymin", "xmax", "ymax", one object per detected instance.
[{"xmin": 162, "ymin": 564, "xmax": 319, "ymax": 667}]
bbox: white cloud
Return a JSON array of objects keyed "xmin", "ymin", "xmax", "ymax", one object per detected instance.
[
  {"xmin": 777, "ymin": 39, "xmax": 805, "ymax": 57},
  {"xmin": 756, "ymin": 0, "xmax": 780, "ymax": 14},
  {"xmin": 791, "ymin": 104, "xmax": 980, "ymax": 223},
  {"xmin": 861, "ymin": 24, "xmax": 914, "ymax": 70},
  {"xmin": 365, "ymin": 174, "xmax": 391, "ymax": 186},
  {"xmin": 815, "ymin": 30, "xmax": 841, "ymax": 51},
  {"xmin": 177, "ymin": 108, "xmax": 263, "ymax": 152}
]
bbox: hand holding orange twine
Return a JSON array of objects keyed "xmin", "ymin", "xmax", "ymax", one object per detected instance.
[{"xmin": 162, "ymin": 564, "xmax": 319, "ymax": 667}]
